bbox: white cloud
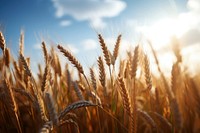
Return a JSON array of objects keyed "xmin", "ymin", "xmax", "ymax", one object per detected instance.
[
  {"xmin": 188, "ymin": 0, "xmax": 200, "ymax": 12},
  {"xmin": 60, "ymin": 20, "xmax": 71, "ymax": 26},
  {"xmin": 52, "ymin": 0, "xmax": 126, "ymax": 29},
  {"xmin": 134, "ymin": 0, "xmax": 200, "ymax": 49},
  {"xmin": 82, "ymin": 39, "xmax": 97, "ymax": 50},
  {"xmin": 33, "ymin": 43, "xmax": 42, "ymax": 50}
]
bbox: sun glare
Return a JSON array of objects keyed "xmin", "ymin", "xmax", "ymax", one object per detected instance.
[
  {"xmin": 139, "ymin": 17, "xmax": 185, "ymax": 50},
  {"xmin": 135, "ymin": 17, "xmax": 188, "ymax": 75}
]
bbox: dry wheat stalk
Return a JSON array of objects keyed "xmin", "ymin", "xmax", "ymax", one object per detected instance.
[
  {"xmin": 13, "ymin": 61, "xmax": 22, "ymax": 80},
  {"xmin": 98, "ymin": 56, "xmax": 107, "ymax": 95},
  {"xmin": 155, "ymin": 88, "xmax": 162, "ymax": 113},
  {"xmin": 150, "ymin": 112, "xmax": 172, "ymax": 132},
  {"xmin": 170, "ymin": 98, "xmax": 182, "ymax": 131},
  {"xmin": 45, "ymin": 92, "xmax": 58, "ymax": 126},
  {"xmin": 73, "ymin": 81, "xmax": 84, "ymax": 100},
  {"xmin": 66, "ymin": 68, "xmax": 71, "ymax": 90},
  {"xmin": 59, "ymin": 100, "xmax": 96, "ymax": 120},
  {"xmin": 14, "ymin": 89, "xmax": 37, "ymax": 107},
  {"xmin": 59, "ymin": 118, "xmax": 79, "ymax": 129},
  {"xmin": 98, "ymin": 34, "xmax": 111, "ymax": 66},
  {"xmin": 4, "ymin": 48, "xmax": 10, "ymax": 67},
  {"xmin": 37, "ymin": 94, "xmax": 49, "ymax": 122},
  {"xmin": 90, "ymin": 68, "xmax": 97, "ymax": 91},
  {"xmin": 131, "ymin": 45, "xmax": 139, "ymax": 79},
  {"xmin": 39, "ymin": 121, "xmax": 53, "ymax": 133},
  {"xmin": 118, "ymin": 77, "xmax": 136, "ymax": 133},
  {"xmin": 171, "ymin": 62, "xmax": 180, "ymax": 95},
  {"xmin": 112, "ymin": 34, "xmax": 122, "ymax": 65},
  {"xmin": 0, "ymin": 31, "xmax": 5, "ymax": 52},
  {"xmin": 57, "ymin": 44, "xmax": 84, "ymax": 74},
  {"xmin": 55, "ymin": 54, "xmax": 62, "ymax": 76},
  {"xmin": 137, "ymin": 109, "xmax": 157, "ymax": 133},
  {"xmin": 118, "ymin": 77, "xmax": 132, "ymax": 116},
  {"xmin": 42, "ymin": 41, "xmax": 48, "ymax": 64},
  {"xmin": 19, "ymin": 53, "xmax": 32, "ymax": 77},
  {"xmin": 89, "ymin": 91, "xmax": 102, "ymax": 106},
  {"xmin": 41, "ymin": 64, "xmax": 50, "ymax": 92},
  {"xmin": 3, "ymin": 79, "xmax": 22, "ymax": 133},
  {"xmin": 143, "ymin": 54, "xmax": 152, "ymax": 91},
  {"xmin": 62, "ymin": 112, "xmax": 78, "ymax": 121}
]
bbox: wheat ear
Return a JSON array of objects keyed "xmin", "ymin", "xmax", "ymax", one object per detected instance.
[
  {"xmin": 90, "ymin": 68, "xmax": 97, "ymax": 91},
  {"xmin": 4, "ymin": 48, "xmax": 10, "ymax": 67},
  {"xmin": 118, "ymin": 77, "xmax": 135, "ymax": 133},
  {"xmin": 39, "ymin": 121, "xmax": 53, "ymax": 133},
  {"xmin": 19, "ymin": 53, "xmax": 32, "ymax": 77},
  {"xmin": 42, "ymin": 41, "xmax": 48, "ymax": 64},
  {"xmin": 98, "ymin": 34, "xmax": 111, "ymax": 66},
  {"xmin": 45, "ymin": 92, "xmax": 58, "ymax": 126},
  {"xmin": 137, "ymin": 109, "xmax": 157, "ymax": 133},
  {"xmin": 131, "ymin": 45, "xmax": 139, "ymax": 79},
  {"xmin": 57, "ymin": 44, "xmax": 83, "ymax": 74},
  {"xmin": 118, "ymin": 77, "xmax": 132, "ymax": 116},
  {"xmin": 98, "ymin": 56, "xmax": 107, "ymax": 96},
  {"xmin": 73, "ymin": 81, "xmax": 84, "ymax": 100},
  {"xmin": 112, "ymin": 34, "xmax": 122, "ymax": 65},
  {"xmin": 143, "ymin": 53, "xmax": 152, "ymax": 91},
  {"xmin": 170, "ymin": 98, "xmax": 182, "ymax": 131},
  {"xmin": 41, "ymin": 64, "xmax": 50, "ymax": 92},
  {"xmin": 0, "ymin": 31, "xmax": 5, "ymax": 52},
  {"xmin": 59, "ymin": 101, "xmax": 96, "ymax": 120},
  {"xmin": 57, "ymin": 44, "xmax": 91, "ymax": 90},
  {"xmin": 3, "ymin": 79, "xmax": 22, "ymax": 133}
]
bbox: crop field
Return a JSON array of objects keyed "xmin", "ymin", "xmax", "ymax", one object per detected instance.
[{"xmin": 0, "ymin": 31, "xmax": 200, "ymax": 133}]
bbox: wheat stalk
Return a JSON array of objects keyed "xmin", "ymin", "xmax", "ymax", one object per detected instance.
[
  {"xmin": 143, "ymin": 53, "xmax": 152, "ymax": 91},
  {"xmin": 41, "ymin": 64, "xmax": 50, "ymax": 92},
  {"xmin": 57, "ymin": 44, "xmax": 84, "ymax": 74},
  {"xmin": 45, "ymin": 92, "xmax": 58, "ymax": 126},
  {"xmin": 19, "ymin": 53, "xmax": 32, "ymax": 77},
  {"xmin": 112, "ymin": 34, "xmax": 122, "ymax": 66},
  {"xmin": 73, "ymin": 81, "xmax": 84, "ymax": 100},
  {"xmin": 150, "ymin": 112, "xmax": 172, "ymax": 132},
  {"xmin": 118, "ymin": 76, "xmax": 136, "ymax": 133},
  {"xmin": 98, "ymin": 56, "xmax": 107, "ymax": 96},
  {"xmin": 42, "ymin": 41, "xmax": 48, "ymax": 64},
  {"xmin": 90, "ymin": 68, "xmax": 97, "ymax": 91},
  {"xmin": 4, "ymin": 48, "xmax": 10, "ymax": 67},
  {"xmin": 170, "ymin": 98, "xmax": 182, "ymax": 132},
  {"xmin": 118, "ymin": 77, "xmax": 132, "ymax": 116},
  {"xmin": 0, "ymin": 31, "xmax": 5, "ymax": 52},
  {"xmin": 137, "ymin": 109, "xmax": 157, "ymax": 133},
  {"xmin": 3, "ymin": 79, "xmax": 22, "ymax": 133},
  {"xmin": 98, "ymin": 34, "xmax": 111, "ymax": 66},
  {"xmin": 131, "ymin": 45, "xmax": 139, "ymax": 79},
  {"xmin": 59, "ymin": 101, "xmax": 96, "ymax": 120},
  {"xmin": 39, "ymin": 121, "xmax": 53, "ymax": 133}
]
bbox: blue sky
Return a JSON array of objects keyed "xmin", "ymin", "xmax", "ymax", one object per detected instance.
[{"xmin": 1, "ymin": 0, "xmax": 200, "ymax": 75}]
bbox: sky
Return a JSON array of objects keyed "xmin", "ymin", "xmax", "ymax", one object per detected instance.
[{"xmin": 0, "ymin": 0, "xmax": 200, "ymax": 76}]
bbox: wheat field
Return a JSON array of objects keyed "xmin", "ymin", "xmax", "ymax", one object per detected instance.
[{"xmin": 0, "ymin": 31, "xmax": 200, "ymax": 133}]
